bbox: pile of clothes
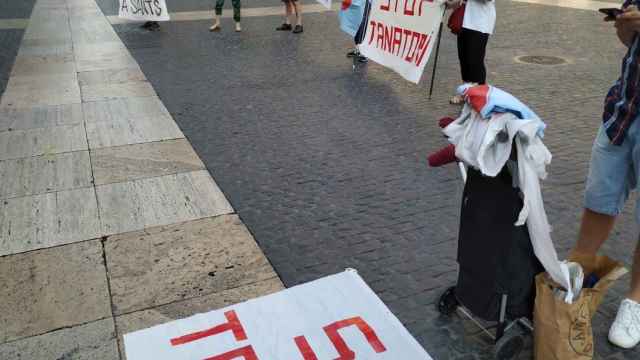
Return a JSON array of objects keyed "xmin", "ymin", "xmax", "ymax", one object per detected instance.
[{"xmin": 429, "ymin": 84, "xmax": 576, "ymax": 303}]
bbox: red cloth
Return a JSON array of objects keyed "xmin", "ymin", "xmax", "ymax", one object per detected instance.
[
  {"xmin": 428, "ymin": 144, "xmax": 457, "ymax": 167},
  {"xmin": 438, "ymin": 117, "xmax": 455, "ymax": 129}
]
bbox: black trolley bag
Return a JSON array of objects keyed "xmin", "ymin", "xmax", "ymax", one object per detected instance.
[{"xmin": 438, "ymin": 163, "xmax": 544, "ymax": 359}]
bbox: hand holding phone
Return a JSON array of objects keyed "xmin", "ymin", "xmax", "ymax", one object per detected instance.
[{"xmin": 599, "ymin": 7, "xmax": 623, "ymax": 21}]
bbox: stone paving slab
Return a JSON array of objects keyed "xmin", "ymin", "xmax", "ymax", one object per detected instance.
[
  {"xmin": 0, "ymin": 318, "xmax": 119, "ymax": 360},
  {"xmin": 0, "ymin": 73, "xmax": 81, "ymax": 108},
  {"xmin": 81, "ymin": 81, "xmax": 156, "ymax": 102},
  {"xmin": 0, "ymin": 187, "xmax": 101, "ymax": 256},
  {"xmin": 96, "ymin": 170, "xmax": 233, "ymax": 235},
  {"xmin": 0, "ymin": 123, "xmax": 87, "ymax": 160},
  {"xmin": 78, "ymin": 68, "xmax": 147, "ymax": 86},
  {"xmin": 115, "ymin": 277, "xmax": 283, "ymax": 358},
  {"xmin": 91, "ymin": 139, "xmax": 205, "ymax": 185},
  {"xmin": 0, "ymin": 150, "xmax": 92, "ymax": 199},
  {"xmin": 0, "ymin": 240, "xmax": 111, "ymax": 343},
  {"xmin": 0, "ymin": 103, "xmax": 83, "ymax": 132},
  {"xmin": 105, "ymin": 215, "xmax": 275, "ymax": 315},
  {"xmin": 85, "ymin": 105, "xmax": 181, "ymax": 148}
]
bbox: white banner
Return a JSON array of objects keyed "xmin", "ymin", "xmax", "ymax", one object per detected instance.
[
  {"xmin": 119, "ymin": 0, "xmax": 170, "ymax": 21},
  {"xmin": 124, "ymin": 270, "xmax": 432, "ymax": 360},
  {"xmin": 359, "ymin": 0, "xmax": 445, "ymax": 83}
]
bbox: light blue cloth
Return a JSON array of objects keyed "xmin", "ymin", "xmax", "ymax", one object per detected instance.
[
  {"xmin": 457, "ymin": 83, "xmax": 547, "ymax": 136},
  {"xmin": 339, "ymin": 0, "xmax": 365, "ymax": 37}
]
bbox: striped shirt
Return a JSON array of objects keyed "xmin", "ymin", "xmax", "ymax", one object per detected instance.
[{"xmin": 602, "ymin": 3, "xmax": 640, "ymax": 145}]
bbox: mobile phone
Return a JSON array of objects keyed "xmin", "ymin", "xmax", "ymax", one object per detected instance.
[{"xmin": 599, "ymin": 7, "xmax": 623, "ymax": 18}]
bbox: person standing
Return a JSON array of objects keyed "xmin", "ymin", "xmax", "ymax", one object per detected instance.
[
  {"xmin": 276, "ymin": 0, "xmax": 303, "ymax": 34},
  {"xmin": 210, "ymin": 0, "xmax": 242, "ymax": 32},
  {"xmin": 447, "ymin": 0, "xmax": 496, "ymax": 104},
  {"xmin": 571, "ymin": 4, "xmax": 640, "ymax": 350}
]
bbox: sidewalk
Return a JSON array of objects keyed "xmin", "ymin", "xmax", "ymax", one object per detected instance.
[{"xmin": 0, "ymin": 0, "xmax": 282, "ymax": 358}]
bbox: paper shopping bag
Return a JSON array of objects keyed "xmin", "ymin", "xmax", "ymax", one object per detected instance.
[{"xmin": 533, "ymin": 255, "xmax": 627, "ymax": 360}]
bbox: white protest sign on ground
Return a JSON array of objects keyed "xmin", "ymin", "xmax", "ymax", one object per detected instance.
[
  {"xmin": 124, "ymin": 270, "xmax": 432, "ymax": 360},
  {"xmin": 359, "ymin": 0, "xmax": 445, "ymax": 83},
  {"xmin": 119, "ymin": 0, "xmax": 170, "ymax": 21}
]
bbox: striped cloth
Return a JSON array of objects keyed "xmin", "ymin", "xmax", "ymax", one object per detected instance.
[{"xmin": 602, "ymin": 1, "xmax": 640, "ymax": 145}]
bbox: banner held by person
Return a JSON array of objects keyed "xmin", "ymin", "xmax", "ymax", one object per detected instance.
[
  {"xmin": 359, "ymin": 0, "xmax": 445, "ymax": 83},
  {"xmin": 124, "ymin": 270, "xmax": 433, "ymax": 360},
  {"xmin": 119, "ymin": 0, "xmax": 170, "ymax": 21}
]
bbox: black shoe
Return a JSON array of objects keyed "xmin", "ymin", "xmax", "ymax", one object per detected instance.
[
  {"xmin": 140, "ymin": 21, "xmax": 154, "ymax": 29},
  {"xmin": 346, "ymin": 49, "xmax": 358, "ymax": 58},
  {"xmin": 276, "ymin": 23, "xmax": 292, "ymax": 31},
  {"xmin": 292, "ymin": 24, "xmax": 303, "ymax": 34},
  {"xmin": 356, "ymin": 55, "xmax": 368, "ymax": 63},
  {"xmin": 148, "ymin": 21, "xmax": 160, "ymax": 31}
]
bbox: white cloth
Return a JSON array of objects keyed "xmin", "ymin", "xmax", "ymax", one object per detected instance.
[
  {"xmin": 443, "ymin": 107, "xmax": 574, "ymax": 303},
  {"xmin": 462, "ymin": 0, "xmax": 496, "ymax": 35}
]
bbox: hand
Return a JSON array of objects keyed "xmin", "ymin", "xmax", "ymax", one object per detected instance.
[
  {"xmin": 616, "ymin": 5, "xmax": 640, "ymax": 31},
  {"xmin": 615, "ymin": 6, "xmax": 638, "ymax": 47}
]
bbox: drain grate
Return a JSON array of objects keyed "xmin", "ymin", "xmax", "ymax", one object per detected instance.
[{"xmin": 516, "ymin": 55, "xmax": 567, "ymax": 65}]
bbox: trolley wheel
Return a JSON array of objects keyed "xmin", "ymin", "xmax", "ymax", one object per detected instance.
[
  {"xmin": 437, "ymin": 286, "xmax": 459, "ymax": 316},
  {"xmin": 493, "ymin": 329, "xmax": 525, "ymax": 360}
]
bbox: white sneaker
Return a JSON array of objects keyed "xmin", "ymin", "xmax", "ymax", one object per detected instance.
[{"xmin": 609, "ymin": 298, "xmax": 640, "ymax": 349}]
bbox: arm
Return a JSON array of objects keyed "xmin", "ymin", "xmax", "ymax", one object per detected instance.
[{"xmin": 616, "ymin": 6, "xmax": 640, "ymax": 47}]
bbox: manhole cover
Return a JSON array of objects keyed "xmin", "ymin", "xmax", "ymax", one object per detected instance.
[{"xmin": 516, "ymin": 55, "xmax": 567, "ymax": 65}]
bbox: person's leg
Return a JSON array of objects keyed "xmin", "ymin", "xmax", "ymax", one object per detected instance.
[
  {"xmin": 573, "ymin": 124, "xmax": 632, "ymax": 267},
  {"xmin": 292, "ymin": 0, "xmax": 303, "ymax": 33},
  {"xmin": 450, "ymin": 30, "xmax": 467, "ymax": 104},
  {"xmin": 210, "ymin": 0, "xmax": 224, "ymax": 31},
  {"xmin": 462, "ymin": 29, "xmax": 489, "ymax": 85},
  {"xmin": 232, "ymin": 0, "xmax": 241, "ymax": 31},
  {"xmin": 276, "ymin": 2, "xmax": 293, "ymax": 30},
  {"xmin": 608, "ymin": 121, "xmax": 640, "ymax": 349},
  {"xmin": 293, "ymin": 0, "xmax": 302, "ymax": 26}
]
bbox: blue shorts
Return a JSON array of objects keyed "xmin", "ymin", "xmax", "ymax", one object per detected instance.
[{"xmin": 585, "ymin": 118, "xmax": 640, "ymax": 222}]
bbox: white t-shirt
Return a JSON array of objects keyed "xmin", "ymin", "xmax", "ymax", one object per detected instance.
[{"xmin": 462, "ymin": 0, "xmax": 496, "ymax": 35}]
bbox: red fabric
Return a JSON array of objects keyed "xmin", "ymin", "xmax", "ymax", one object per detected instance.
[
  {"xmin": 341, "ymin": 0, "xmax": 352, "ymax": 10},
  {"xmin": 447, "ymin": 4, "xmax": 465, "ymax": 35},
  {"xmin": 464, "ymin": 84, "xmax": 490, "ymax": 114},
  {"xmin": 428, "ymin": 144, "xmax": 457, "ymax": 167},
  {"xmin": 438, "ymin": 117, "xmax": 455, "ymax": 128}
]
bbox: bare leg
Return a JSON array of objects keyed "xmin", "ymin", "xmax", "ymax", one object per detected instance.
[
  {"xmin": 285, "ymin": 2, "xmax": 293, "ymax": 24},
  {"xmin": 293, "ymin": 0, "xmax": 302, "ymax": 25},
  {"xmin": 572, "ymin": 208, "xmax": 616, "ymax": 258}
]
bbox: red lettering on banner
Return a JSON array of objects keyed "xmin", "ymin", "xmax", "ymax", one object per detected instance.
[
  {"xmin": 414, "ymin": 34, "xmax": 431, "ymax": 66},
  {"xmin": 404, "ymin": 0, "xmax": 416, "ymax": 15},
  {"xmin": 380, "ymin": 0, "xmax": 390, "ymax": 11},
  {"xmin": 404, "ymin": 31, "xmax": 418, "ymax": 62},
  {"xmin": 368, "ymin": 20, "xmax": 377, "ymax": 45},
  {"xmin": 294, "ymin": 336, "xmax": 319, "ymax": 360},
  {"xmin": 402, "ymin": 28, "xmax": 412, "ymax": 57},
  {"xmin": 204, "ymin": 345, "xmax": 259, "ymax": 360},
  {"xmin": 376, "ymin": 22, "xmax": 384, "ymax": 48},
  {"xmin": 323, "ymin": 317, "xmax": 387, "ymax": 360},
  {"xmin": 170, "ymin": 310, "xmax": 247, "ymax": 346},
  {"xmin": 384, "ymin": 26, "xmax": 393, "ymax": 52},
  {"xmin": 392, "ymin": 27, "xmax": 403, "ymax": 55}
]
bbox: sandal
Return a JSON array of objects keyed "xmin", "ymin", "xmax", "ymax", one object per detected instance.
[{"xmin": 209, "ymin": 23, "xmax": 221, "ymax": 32}]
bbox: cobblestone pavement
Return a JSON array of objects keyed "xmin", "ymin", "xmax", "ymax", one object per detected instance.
[{"xmin": 100, "ymin": 0, "xmax": 640, "ymax": 358}]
